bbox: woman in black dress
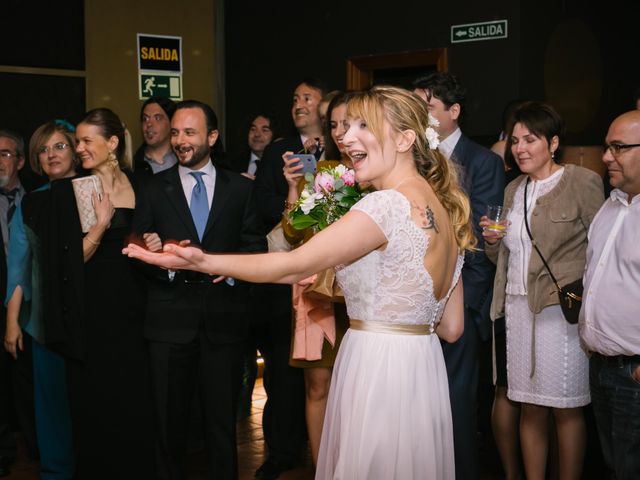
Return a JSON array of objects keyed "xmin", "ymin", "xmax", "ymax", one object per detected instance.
[{"xmin": 44, "ymin": 108, "xmax": 154, "ymax": 479}]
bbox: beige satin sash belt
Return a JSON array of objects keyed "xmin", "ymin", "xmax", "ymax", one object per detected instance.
[{"xmin": 349, "ymin": 319, "xmax": 434, "ymax": 335}]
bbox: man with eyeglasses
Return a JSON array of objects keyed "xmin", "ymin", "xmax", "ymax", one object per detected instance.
[
  {"xmin": 0, "ymin": 132, "xmax": 25, "ymax": 214},
  {"xmin": 0, "ymin": 129, "xmax": 31, "ymax": 478},
  {"xmin": 579, "ymin": 110, "xmax": 640, "ymax": 480}
]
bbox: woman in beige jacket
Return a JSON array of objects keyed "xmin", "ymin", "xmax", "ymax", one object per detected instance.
[{"xmin": 481, "ymin": 102, "xmax": 604, "ymax": 480}]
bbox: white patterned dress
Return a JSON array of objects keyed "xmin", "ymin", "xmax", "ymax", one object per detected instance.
[
  {"xmin": 315, "ymin": 190, "xmax": 462, "ymax": 480},
  {"xmin": 503, "ymin": 168, "xmax": 590, "ymax": 408}
]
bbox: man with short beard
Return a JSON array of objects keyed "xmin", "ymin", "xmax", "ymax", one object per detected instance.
[{"xmin": 132, "ymin": 101, "xmax": 265, "ymax": 479}]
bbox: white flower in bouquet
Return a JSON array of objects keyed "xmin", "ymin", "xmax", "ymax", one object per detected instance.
[
  {"xmin": 333, "ymin": 163, "xmax": 348, "ymax": 177},
  {"xmin": 289, "ymin": 165, "xmax": 368, "ymax": 231},
  {"xmin": 300, "ymin": 189, "xmax": 323, "ymax": 215}
]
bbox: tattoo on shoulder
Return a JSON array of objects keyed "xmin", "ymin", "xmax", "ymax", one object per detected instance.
[
  {"xmin": 422, "ymin": 206, "xmax": 439, "ymax": 232},
  {"xmin": 411, "ymin": 203, "xmax": 440, "ymax": 233},
  {"xmin": 412, "ymin": 203, "xmax": 439, "ymax": 232}
]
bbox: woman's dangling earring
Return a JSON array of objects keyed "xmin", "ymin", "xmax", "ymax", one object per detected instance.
[
  {"xmin": 551, "ymin": 150, "xmax": 555, "ymax": 161},
  {"xmin": 107, "ymin": 152, "xmax": 118, "ymax": 180},
  {"xmin": 108, "ymin": 151, "xmax": 118, "ymax": 170}
]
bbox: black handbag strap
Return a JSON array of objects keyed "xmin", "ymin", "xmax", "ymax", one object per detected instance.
[{"xmin": 523, "ymin": 177, "xmax": 563, "ymax": 293}]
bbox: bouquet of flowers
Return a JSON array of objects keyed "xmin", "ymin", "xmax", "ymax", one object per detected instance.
[{"xmin": 288, "ymin": 164, "xmax": 367, "ymax": 231}]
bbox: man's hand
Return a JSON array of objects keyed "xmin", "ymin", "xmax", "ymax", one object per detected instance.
[{"xmin": 143, "ymin": 232, "xmax": 163, "ymax": 252}]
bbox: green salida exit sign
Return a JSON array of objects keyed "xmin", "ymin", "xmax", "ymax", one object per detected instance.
[{"xmin": 451, "ymin": 20, "xmax": 508, "ymax": 43}]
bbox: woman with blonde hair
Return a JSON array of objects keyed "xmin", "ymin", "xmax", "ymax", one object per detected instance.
[{"xmin": 125, "ymin": 85, "xmax": 475, "ymax": 479}]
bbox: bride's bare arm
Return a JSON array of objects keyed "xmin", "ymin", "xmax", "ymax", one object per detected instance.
[
  {"xmin": 124, "ymin": 210, "xmax": 386, "ymax": 284},
  {"xmin": 435, "ymin": 279, "xmax": 464, "ymax": 343}
]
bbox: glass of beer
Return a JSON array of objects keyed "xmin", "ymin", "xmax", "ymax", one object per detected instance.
[{"xmin": 485, "ymin": 205, "xmax": 510, "ymax": 234}]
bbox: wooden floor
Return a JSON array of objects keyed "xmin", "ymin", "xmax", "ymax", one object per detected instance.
[
  {"xmin": 194, "ymin": 378, "xmax": 315, "ymax": 480},
  {"xmin": 5, "ymin": 369, "xmax": 615, "ymax": 480},
  {"xmin": 4, "ymin": 378, "xmax": 316, "ymax": 480},
  {"xmin": 5, "ymin": 378, "xmax": 509, "ymax": 479}
]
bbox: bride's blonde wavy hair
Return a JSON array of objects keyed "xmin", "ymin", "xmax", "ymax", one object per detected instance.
[{"xmin": 347, "ymin": 85, "xmax": 476, "ymax": 252}]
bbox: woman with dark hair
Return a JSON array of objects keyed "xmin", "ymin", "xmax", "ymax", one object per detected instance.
[
  {"xmin": 492, "ymin": 99, "xmax": 525, "ymax": 184},
  {"xmin": 323, "ymin": 92, "xmax": 350, "ymax": 162},
  {"xmin": 3, "ymin": 120, "xmax": 79, "ymax": 478},
  {"xmin": 278, "ymin": 91, "xmax": 352, "ymax": 465},
  {"xmin": 44, "ymin": 108, "xmax": 154, "ymax": 478},
  {"xmin": 482, "ymin": 101, "xmax": 604, "ymax": 480}
]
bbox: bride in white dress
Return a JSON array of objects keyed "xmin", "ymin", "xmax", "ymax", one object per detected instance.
[{"xmin": 124, "ymin": 86, "xmax": 477, "ymax": 479}]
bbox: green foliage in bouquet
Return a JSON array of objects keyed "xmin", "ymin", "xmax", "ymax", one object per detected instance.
[{"xmin": 288, "ymin": 164, "xmax": 367, "ymax": 231}]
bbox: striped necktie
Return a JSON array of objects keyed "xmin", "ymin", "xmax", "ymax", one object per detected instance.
[{"xmin": 1, "ymin": 188, "xmax": 18, "ymax": 225}]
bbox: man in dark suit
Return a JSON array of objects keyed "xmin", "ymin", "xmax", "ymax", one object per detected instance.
[
  {"xmin": 133, "ymin": 101, "xmax": 265, "ymax": 480},
  {"xmin": 132, "ymin": 96, "xmax": 178, "ymax": 181},
  {"xmin": 0, "ymin": 129, "xmax": 36, "ymax": 477},
  {"xmin": 250, "ymin": 78, "xmax": 326, "ymax": 480},
  {"xmin": 226, "ymin": 111, "xmax": 279, "ymax": 421},
  {"xmin": 414, "ymin": 74, "xmax": 505, "ymax": 480},
  {"xmin": 230, "ymin": 113, "xmax": 277, "ymax": 179},
  {"xmin": 255, "ymin": 78, "xmax": 326, "ymax": 230}
]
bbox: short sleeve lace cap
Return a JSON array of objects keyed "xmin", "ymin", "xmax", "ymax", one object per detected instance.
[{"xmin": 351, "ymin": 190, "xmax": 399, "ymax": 241}]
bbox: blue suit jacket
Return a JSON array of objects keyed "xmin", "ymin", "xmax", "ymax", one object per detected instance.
[{"xmin": 450, "ymin": 134, "xmax": 505, "ymax": 341}]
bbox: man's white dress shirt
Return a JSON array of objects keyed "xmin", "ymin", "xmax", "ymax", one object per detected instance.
[{"xmin": 579, "ymin": 189, "xmax": 640, "ymax": 356}]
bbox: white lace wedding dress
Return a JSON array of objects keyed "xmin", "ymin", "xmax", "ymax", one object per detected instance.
[{"xmin": 315, "ymin": 190, "xmax": 462, "ymax": 480}]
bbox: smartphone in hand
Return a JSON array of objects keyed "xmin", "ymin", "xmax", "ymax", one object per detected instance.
[{"xmin": 287, "ymin": 154, "xmax": 317, "ymax": 174}]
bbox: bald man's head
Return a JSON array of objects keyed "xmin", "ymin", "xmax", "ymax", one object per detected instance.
[{"xmin": 603, "ymin": 110, "xmax": 640, "ymax": 199}]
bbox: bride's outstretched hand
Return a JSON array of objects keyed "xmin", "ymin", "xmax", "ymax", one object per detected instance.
[{"xmin": 123, "ymin": 241, "xmax": 208, "ymax": 272}]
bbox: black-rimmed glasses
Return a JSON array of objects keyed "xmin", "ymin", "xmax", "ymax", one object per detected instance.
[
  {"xmin": 604, "ymin": 143, "xmax": 640, "ymax": 155},
  {"xmin": 37, "ymin": 142, "xmax": 70, "ymax": 155}
]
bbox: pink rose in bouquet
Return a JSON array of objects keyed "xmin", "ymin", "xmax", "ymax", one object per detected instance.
[
  {"xmin": 289, "ymin": 165, "xmax": 368, "ymax": 231},
  {"xmin": 314, "ymin": 172, "xmax": 335, "ymax": 193},
  {"xmin": 341, "ymin": 169, "xmax": 355, "ymax": 186}
]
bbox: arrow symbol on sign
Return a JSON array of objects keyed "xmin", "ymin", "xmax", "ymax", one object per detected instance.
[{"xmin": 456, "ymin": 30, "xmax": 468, "ymax": 37}]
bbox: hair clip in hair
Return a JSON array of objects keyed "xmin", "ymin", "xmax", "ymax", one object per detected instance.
[{"xmin": 54, "ymin": 119, "xmax": 76, "ymax": 133}]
